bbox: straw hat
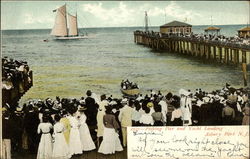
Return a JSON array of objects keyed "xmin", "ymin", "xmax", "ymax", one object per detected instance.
[
  {"xmin": 147, "ymin": 102, "xmax": 154, "ymax": 108},
  {"xmin": 15, "ymin": 107, "xmax": 23, "ymax": 113}
]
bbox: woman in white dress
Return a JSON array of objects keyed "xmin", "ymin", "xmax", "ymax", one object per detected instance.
[
  {"xmin": 68, "ymin": 111, "xmax": 82, "ymax": 156},
  {"xmin": 97, "ymin": 94, "xmax": 109, "ymax": 146},
  {"xmin": 78, "ymin": 107, "xmax": 96, "ymax": 151},
  {"xmin": 98, "ymin": 106, "xmax": 123, "ymax": 154},
  {"xmin": 37, "ymin": 116, "xmax": 53, "ymax": 159},
  {"xmin": 52, "ymin": 114, "xmax": 71, "ymax": 159}
]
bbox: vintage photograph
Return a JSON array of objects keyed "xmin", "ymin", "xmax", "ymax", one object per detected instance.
[{"xmin": 1, "ymin": 1, "xmax": 250, "ymax": 159}]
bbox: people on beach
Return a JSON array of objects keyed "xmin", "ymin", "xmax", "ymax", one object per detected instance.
[
  {"xmin": 78, "ymin": 106, "xmax": 96, "ymax": 152},
  {"xmin": 52, "ymin": 114, "xmax": 71, "ymax": 159},
  {"xmin": 118, "ymin": 99, "xmax": 133, "ymax": 147},
  {"xmin": 37, "ymin": 116, "xmax": 53, "ymax": 159},
  {"xmin": 2, "ymin": 83, "xmax": 249, "ymax": 158},
  {"xmin": 98, "ymin": 106, "xmax": 123, "ymax": 154},
  {"xmin": 68, "ymin": 111, "xmax": 82, "ymax": 156}
]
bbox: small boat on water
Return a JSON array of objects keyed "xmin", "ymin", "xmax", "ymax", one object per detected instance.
[
  {"xmin": 120, "ymin": 88, "xmax": 140, "ymax": 97},
  {"xmin": 120, "ymin": 80, "xmax": 140, "ymax": 97},
  {"xmin": 51, "ymin": 4, "xmax": 87, "ymax": 40}
]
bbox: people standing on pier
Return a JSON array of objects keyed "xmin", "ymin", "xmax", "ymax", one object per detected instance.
[
  {"xmin": 98, "ymin": 106, "xmax": 123, "ymax": 154},
  {"xmin": 52, "ymin": 114, "xmax": 71, "ymax": 159},
  {"xmin": 37, "ymin": 116, "xmax": 53, "ymax": 159},
  {"xmin": 78, "ymin": 106, "xmax": 96, "ymax": 152},
  {"xmin": 118, "ymin": 99, "xmax": 133, "ymax": 147}
]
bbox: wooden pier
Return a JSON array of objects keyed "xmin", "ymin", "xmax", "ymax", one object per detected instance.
[{"xmin": 134, "ymin": 31, "xmax": 250, "ymax": 66}]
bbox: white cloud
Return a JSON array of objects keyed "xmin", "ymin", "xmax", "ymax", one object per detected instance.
[
  {"xmin": 81, "ymin": 1, "xmax": 201, "ymax": 27},
  {"xmin": 24, "ymin": 13, "xmax": 54, "ymax": 25},
  {"xmin": 146, "ymin": 1, "xmax": 201, "ymax": 23},
  {"xmin": 82, "ymin": 2, "xmax": 136, "ymax": 26}
]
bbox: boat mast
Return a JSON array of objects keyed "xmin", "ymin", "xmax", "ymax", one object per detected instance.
[
  {"xmin": 210, "ymin": 16, "xmax": 213, "ymax": 26},
  {"xmin": 145, "ymin": 11, "xmax": 148, "ymax": 32},
  {"xmin": 248, "ymin": 1, "xmax": 250, "ymax": 27},
  {"xmin": 65, "ymin": 3, "xmax": 68, "ymax": 37},
  {"xmin": 76, "ymin": 11, "xmax": 79, "ymax": 36}
]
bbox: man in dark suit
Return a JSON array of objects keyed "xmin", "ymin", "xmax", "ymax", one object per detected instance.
[
  {"xmin": 85, "ymin": 90, "xmax": 98, "ymax": 126},
  {"xmin": 23, "ymin": 105, "xmax": 40, "ymax": 154},
  {"xmin": 85, "ymin": 90, "xmax": 99, "ymax": 142}
]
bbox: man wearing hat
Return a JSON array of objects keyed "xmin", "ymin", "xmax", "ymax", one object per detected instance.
[
  {"xmin": 11, "ymin": 107, "xmax": 24, "ymax": 153},
  {"xmin": 85, "ymin": 90, "xmax": 99, "ymax": 141},
  {"xmin": 222, "ymin": 99, "xmax": 235, "ymax": 125},
  {"xmin": 118, "ymin": 98, "xmax": 133, "ymax": 147},
  {"xmin": 210, "ymin": 95, "xmax": 224, "ymax": 125},
  {"xmin": 23, "ymin": 105, "xmax": 40, "ymax": 154},
  {"xmin": 1, "ymin": 107, "xmax": 13, "ymax": 159}
]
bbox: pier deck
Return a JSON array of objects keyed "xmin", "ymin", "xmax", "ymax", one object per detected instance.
[{"xmin": 134, "ymin": 31, "xmax": 250, "ymax": 66}]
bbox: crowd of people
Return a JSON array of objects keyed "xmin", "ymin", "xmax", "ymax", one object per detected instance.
[
  {"xmin": 2, "ymin": 57, "xmax": 33, "ymax": 110},
  {"xmin": 121, "ymin": 79, "xmax": 139, "ymax": 90},
  {"xmin": 2, "ymin": 57, "xmax": 32, "ymax": 91},
  {"xmin": 1, "ymin": 84, "xmax": 249, "ymax": 159}
]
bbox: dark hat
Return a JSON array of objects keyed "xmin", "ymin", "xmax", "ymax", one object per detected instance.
[{"xmin": 86, "ymin": 90, "xmax": 92, "ymax": 96}]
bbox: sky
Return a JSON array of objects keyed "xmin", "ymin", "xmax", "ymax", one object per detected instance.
[{"xmin": 1, "ymin": 1, "xmax": 249, "ymax": 30}]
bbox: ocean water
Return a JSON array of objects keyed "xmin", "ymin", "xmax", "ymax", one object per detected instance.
[{"xmin": 2, "ymin": 25, "xmax": 245, "ymax": 104}]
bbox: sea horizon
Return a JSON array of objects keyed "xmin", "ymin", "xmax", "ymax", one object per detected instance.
[{"xmin": 1, "ymin": 23, "xmax": 248, "ymax": 32}]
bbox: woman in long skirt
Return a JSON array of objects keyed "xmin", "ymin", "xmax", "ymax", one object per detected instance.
[
  {"xmin": 78, "ymin": 107, "xmax": 96, "ymax": 151},
  {"xmin": 37, "ymin": 116, "xmax": 53, "ymax": 159},
  {"xmin": 52, "ymin": 114, "xmax": 71, "ymax": 159},
  {"xmin": 60, "ymin": 110, "xmax": 71, "ymax": 145},
  {"xmin": 98, "ymin": 106, "xmax": 123, "ymax": 154},
  {"xmin": 68, "ymin": 111, "xmax": 82, "ymax": 156}
]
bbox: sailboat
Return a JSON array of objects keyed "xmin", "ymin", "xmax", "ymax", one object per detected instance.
[{"xmin": 51, "ymin": 4, "xmax": 86, "ymax": 40}]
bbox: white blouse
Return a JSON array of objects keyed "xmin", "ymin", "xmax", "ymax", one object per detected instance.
[
  {"xmin": 139, "ymin": 114, "xmax": 154, "ymax": 125},
  {"xmin": 171, "ymin": 109, "xmax": 183, "ymax": 121},
  {"xmin": 37, "ymin": 122, "xmax": 53, "ymax": 134}
]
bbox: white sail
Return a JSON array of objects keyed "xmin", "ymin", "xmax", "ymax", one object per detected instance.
[
  {"xmin": 68, "ymin": 13, "xmax": 78, "ymax": 36},
  {"xmin": 51, "ymin": 5, "xmax": 67, "ymax": 36}
]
